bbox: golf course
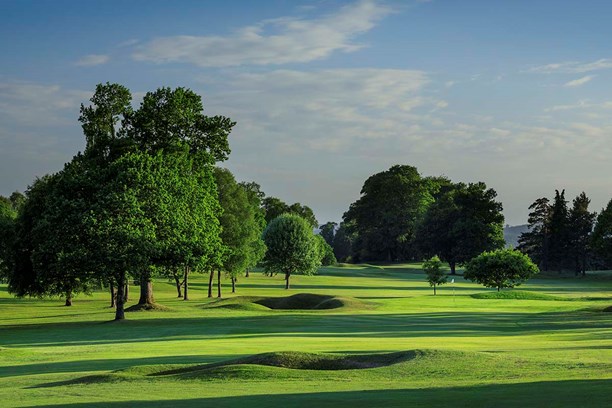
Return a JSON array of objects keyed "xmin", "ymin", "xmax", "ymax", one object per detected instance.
[{"xmin": 1, "ymin": 264, "xmax": 610, "ymax": 407}]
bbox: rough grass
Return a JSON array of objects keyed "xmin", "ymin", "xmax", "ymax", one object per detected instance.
[{"xmin": 471, "ymin": 290, "xmax": 568, "ymax": 301}]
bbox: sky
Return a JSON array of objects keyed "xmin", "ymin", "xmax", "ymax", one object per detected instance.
[{"xmin": 1, "ymin": 0, "xmax": 611, "ymax": 226}]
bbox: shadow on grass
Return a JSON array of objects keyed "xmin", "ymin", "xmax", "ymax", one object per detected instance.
[
  {"xmin": 1, "ymin": 309, "xmax": 610, "ymax": 351},
  {"xmin": 0, "ymin": 354, "xmax": 235, "ymax": 379},
  {"xmin": 31, "ymin": 379, "xmax": 612, "ymax": 408}
]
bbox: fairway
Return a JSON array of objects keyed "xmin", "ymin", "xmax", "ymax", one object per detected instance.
[{"xmin": 1, "ymin": 264, "xmax": 611, "ymax": 407}]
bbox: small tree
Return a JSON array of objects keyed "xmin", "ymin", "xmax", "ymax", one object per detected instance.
[
  {"xmin": 315, "ymin": 234, "xmax": 337, "ymax": 266},
  {"xmin": 262, "ymin": 214, "xmax": 320, "ymax": 289},
  {"xmin": 422, "ymin": 255, "xmax": 447, "ymax": 295},
  {"xmin": 464, "ymin": 248, "xmax": 539, "ymax": 292}
]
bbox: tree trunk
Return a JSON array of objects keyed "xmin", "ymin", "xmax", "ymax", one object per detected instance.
[
  {"xmin": 115, "ymin": 273, "xmax": 126, "ymax": 320},
  {"xmin": 138, "ymin": 276, "xmax": 154, "ymax": 305},
  {"xmin": 174, "ymin": 272, "xmax": 183, "ymax": 298},
  {"xmin": 217, "ymin": 269, "xmax": 221, "ymax": 298},
  {"xmin": 285, "ymin": 272, "xmax": 290, "ymax": 289},
  {"xmin": 65, "ymin": 291, "xmax": 72, "ymax": 306},
  {"xmin": 208, "ymin": 269, "xmax": 214, "ymax": 298},
  {"xmin": 245, "ymin": 269, "xmax": 250, "ymax": 278},
  {"xmin": 123, "ymin": 283, "xmax": 129, "ymax": 302},
  {"xmin": 497, "ymin": 286, "xmax": 501, "ymax": 292},
  {"xmin": 231, "ymin": 277, "xmax": 236, "ymax": 293},
  {"xmin": 110, "ymin": 282, "xmax": 116, "ymax": 308},
  {"xmin": 183, "ymin": 266, "xmax": 189, "ymax": 301},
  {"xmin": 449, "ymin": 261, "xmax": 456, "ymax": 275},
  {"xmin": 433, "ymin": 285, "xmax": 436, "ymax": 296}
]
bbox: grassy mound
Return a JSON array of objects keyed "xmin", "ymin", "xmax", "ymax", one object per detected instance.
[
  {"xmin": 471, "ymin": 290, "xmax": 567, "ymax": 301},
  {"xmin": 603, "ymin": 305, "xmax": 612, "ymax": 312},
  {"xmin": 255, "ymin": 293, "xmax": 370, "ymax": 310},
  {"xmin": 125, "ymin": 303, "xmax": 172, "ymax": 312},
  {"xmin": 204, "ymin": 293, "xmax": 372, "ymax": 311},
  {"xmin": 154, "ymin": 351, "xmax": 417, "ymax": 376}
]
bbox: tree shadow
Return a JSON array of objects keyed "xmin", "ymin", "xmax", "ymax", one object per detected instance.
[{"xmin": 30, "ymin": 379, "xmax": 612, "ymax": 407}]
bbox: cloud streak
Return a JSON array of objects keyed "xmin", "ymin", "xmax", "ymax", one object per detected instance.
[
  {"xmin": 133, "ymin": 0, "xmax": 392, "ymax": 67},
  {"xmin": 528, "ymin": 58, "xmax": 612, "ymax": 74},
  {"xmin": 75, "ymin": 54, "xmax": 110, "ymax": 66},
  {"xmin": 564, "ymin": 75, "xmax": 594, "ymax": 87}
]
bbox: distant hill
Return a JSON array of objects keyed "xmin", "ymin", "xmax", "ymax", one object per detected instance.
[{"xmin": 504, "ymin": 224, "xmax": 529, "ymax": 248}]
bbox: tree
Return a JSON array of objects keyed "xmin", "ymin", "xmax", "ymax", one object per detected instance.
[
  {"xmin": 332, "ymin": 222, "xmax": 353, "ymax": 262},
  {"xmin": 262, "ymin": 214, "xmax": 320, "ymax": 289},
  {"xmin": 591, "ymin": 199, "xmax": 612, "ymax": 268},
  {"xmin": 548, "ymin": 190, "xmax": 570, "ymax": 271},
  {"xmin": 315, "ymin": 234, "xmax": 337, "ymax": 266},
  {"xmin": 0, "ymin": 197, "xmax": 18, "ymax": 282},
  {"xmin": 214, "ymin": 168, "xmax": 262, "ymax": 296},
  {"xmin": 239, "ymin": 182, "xmax": 267, "ymax": 278},
  {"xmin": 422, "ymin": 256, "xmax": 447, "ymax": 295},
  {"xmin": 319, "ymin": 222, "xmax": 337, "ymax": 246},
  {"xmin": 568, "ymin": 192, "xmax": 596, "ymax": 276},
  {"xmin": 418, "ymin": 182, "xmax": 505, "ymax": 274},
  {"xmin": 464, "ymin": 248, "xmax": 539, "ymax": 292},
  {"xmin": 344, "ymin": 165, "xmax": 443, "ymax": 262},
  {"xmin": 517, "ymin": 197, "xmax": 551, "ymax": 271},
  {"xmin": 262, "ymin": 196, "xmax": 318, "ymax": 228}
]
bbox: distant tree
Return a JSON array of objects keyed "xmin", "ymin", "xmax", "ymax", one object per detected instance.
[
  {"xmin": 0, "ymin": 197, "xmax": 18, "ymax": 281},
  {"xmin": 239, "ymin": 181, "xmax": 267, "ymax": 278},
  {"xmin": 464, "ymin": 248, "xmax": 539, "ymax": 292},
  {"xmin": 568, "ymin": 192, "xmax": 597, "ymax": 276},
  {"xmin": 315, "ymin": 234, "xmax": 337, "ymax": 266},
  {"xmin": 8, "ymin": 192, "xmax": 25, "ymax": 212},
  {"xmin": 591, "ymin": 199, "xmax": 612, "ymax": 268},
  {"xmin": 548, "ymin": 190, "xmax": 570, "ymax": 271},
  {"xmin": 517, "ymin": 197, "xmax": 551, "ymax": 271},
  {"xmin": 418, "ymin": 182, "xmax": 505, "ymax": 274},
  {"xmin": 262, "ymin": 197, "xmax": 318, "ymax": 228},
  {"xmin": 422, "ymin": 255, "xmax": 447, "ymax": 295},
  {"xmin": 262, "ymin": 214, "xmax": 320, "ymax": 289},
  {"xmin": 344, "ymin": 165, "xmax": 438, "ymax": 262},
  {"xmin": 332, "ymin": 222, "xmax": 353, "ymax": 262},
  {"xmin": 319, "ymin": 221, "xmax": 337, "ymax": 246},
  {"xmin": 214, "ymin": 168, "xmax": 262, "ymax": 296}
]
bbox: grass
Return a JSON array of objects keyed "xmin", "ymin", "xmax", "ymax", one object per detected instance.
[{"xmin": 0, "ymin": 264, "xmax": 611, "ymax": 407}]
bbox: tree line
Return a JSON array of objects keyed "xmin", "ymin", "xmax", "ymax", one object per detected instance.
[
  {"xmin": 0, "ymin": 83, "xmax": 334, "ymax": 320},
  {"xmin": 517, "ymin": 190, "xmax": 612, "ymax": 275}
]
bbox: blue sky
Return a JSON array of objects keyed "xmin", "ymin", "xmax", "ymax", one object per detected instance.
[{"xmin": 1, "ymin": 0, "xmax": 611, "ymax": 225}]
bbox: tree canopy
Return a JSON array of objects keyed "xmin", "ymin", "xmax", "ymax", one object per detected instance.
[{"xmin": 464, "ymin": 248, "xmax": 539, "ymax": 291}]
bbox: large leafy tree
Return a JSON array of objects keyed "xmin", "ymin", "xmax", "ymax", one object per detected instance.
[
  {"xmin": 591, "ymin": 199, "xmax": 612, "ymax": 268},
  {"xmin": 0, "ymin": 196, "xmax": 18, "ymax": 281},
  {"xmin": 262, "ymin": 214, "xmax": 320, "ymax": 289},
  {"xmin": 343, "ymin": 165, "xmax": 438, "ymax": 262},
  {"xmin": 464, "ymin": 248, "xmax": 539, "ymax": 292},
  {"xmin": 319, "ymin": 222, "xmax": 337, "ymax": 246},
  {"xmin": 239, "ymin": 182, "xmax": 267, "ymax": 278},
  {"xmin": 417, "ymin": 182, "xmax": 505, "ymax": 274},
  {"xmin": 332, "ymin": 222, "xmax": 353, "ymax": 262}
]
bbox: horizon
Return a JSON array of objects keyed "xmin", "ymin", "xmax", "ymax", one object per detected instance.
[{"xmin": 1, "ymin": 0, "xmax": 611, "ymax": 225}]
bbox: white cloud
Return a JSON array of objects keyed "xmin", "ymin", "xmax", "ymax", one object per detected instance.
[
  {"xmin": 528, "ymin": 58, "xmax": 612, "ymax": 74},
  {"xmin": 133, "ymin": 0, "xmax": 392, "ymax": 67},
  {"xmin": 563, "ymin": 75, "xmax": 594, "ymax": 87},
  {"xmin": 75, "ymin": 54, "xmax": 110, "ymax": 66}
]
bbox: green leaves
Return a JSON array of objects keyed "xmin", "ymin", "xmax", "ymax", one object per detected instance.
[{"xmin": 464, "ymin": 248, "xmax": 539, "ymax": 291}]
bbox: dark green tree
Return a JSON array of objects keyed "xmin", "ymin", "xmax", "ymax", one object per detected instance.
[
  {"xmin": 262, "ymin": 214, "xmax": 320, "ymax": 289},
  {"xmin": 591, "ymin": 199, "xmax": 612, "ymax": 268},
  {"xmin": 464, "ymin": 248, "xmax": 539, "ymax": 291},
  {"xmin": 517, "ymin": 197, "xmax": 551, "ymax": 271},
  {"xmin": 568, "ymin": 192, "xmax": 597, "ymax": 276},
  {"xmin": 319, "ymin": 222, "xmax": 337, "ymax": 246},
  {"xmin": 332, "ymin": 222, "xmax": 353, "ymax": 262},
  {"xmin": 239, "ymin": 182, "xmax": 267, "ymax": 278},
  {"xmin": 418, "ymin": 182, "xmax": 505, "ymax": 274},
  {"xmin": 548, "ymin": 190, "xmax": 570, "ymax": 271},
  {"xmin": 0, "ymin": 196, "xmax": 18, "ymax": 281},
  {"xmin": 344, "ymin": 165, "xmax": 437, "ymax": 262}
]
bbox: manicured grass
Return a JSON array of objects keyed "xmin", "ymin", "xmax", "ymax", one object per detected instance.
[{"xmin": 0, "ymin": 264, "xmax": 611, "ymax": 407}]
